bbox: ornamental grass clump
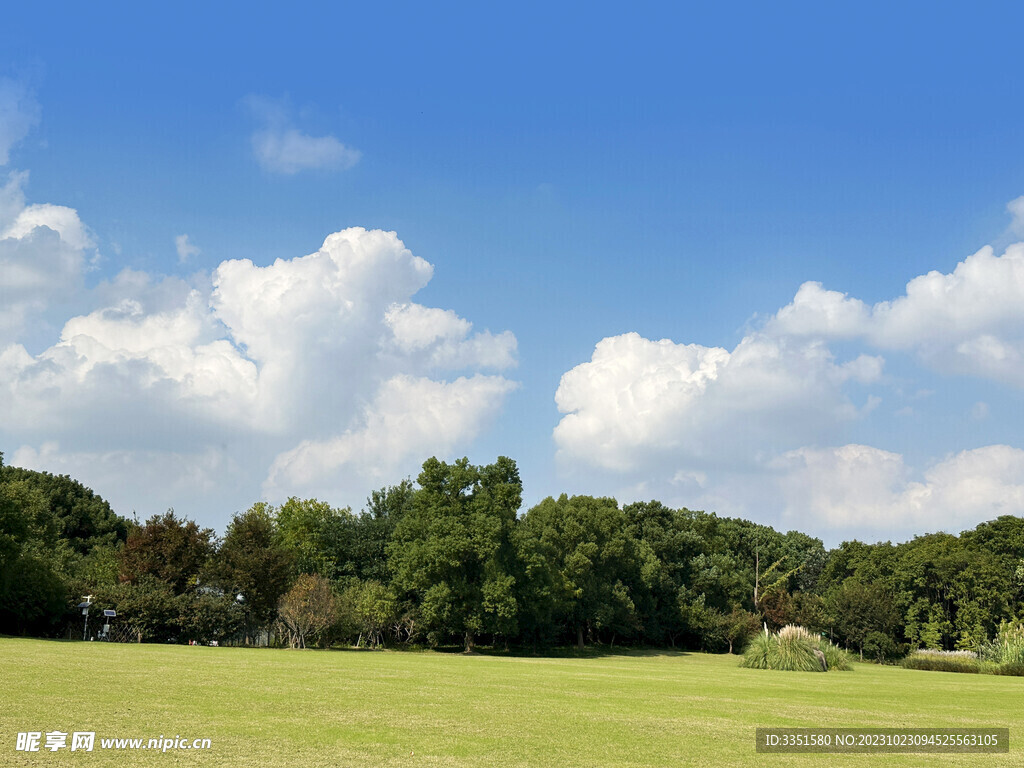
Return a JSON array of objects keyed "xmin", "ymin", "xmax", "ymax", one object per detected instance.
[
  {"xmin": 741, "ymin": 631, "xmax": 773, "ymax": 670},
  {"xmin": 995, "ymin": 622, "xmax": 1024, "ymax": 666},
  {"xmin": 774, "ymin": 625, "xmax": 821, "ymax": 672},
  {"xmin": 976, "ymin": 622, "xmax": 1024, "ymax": 675},
  {"xmin": 901, "ymin": 649, "xmax": 981, "ymax": 674},
  {"xmin": 817, "ymin": 637, "xmax": 854, "ymax": 671},
  {"xmin": 740, "ymin": 625, "xmax": 852, "ymax": 672}
]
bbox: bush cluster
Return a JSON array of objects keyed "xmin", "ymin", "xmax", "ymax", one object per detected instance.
[
  {"xmin": 904, "ymin": 624, "xmax": 1024, "ymax": 675},
  {"xmin": 740, "ymin": 625, "xmax": 852, "ymax": 672},
  {"xmin": 901, "ymin": 649, "xmax": 981, "ymax": 674},
  {"xmin": 992, "ymin": 662, "xmax": 1024, "ymax": 677}
]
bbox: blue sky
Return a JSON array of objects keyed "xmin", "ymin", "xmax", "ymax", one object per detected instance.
[{"xmin": 2, "ymin": 3, "xmax": 1024, "ymax": 544}]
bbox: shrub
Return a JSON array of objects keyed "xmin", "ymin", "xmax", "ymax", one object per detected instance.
[
  {"xmin": 740, "ymin": 625, "xmax": 852, "ymax": 672},
  {"xmin": 863, "ymin": 631, "xmax": 900, "ymax": 664},
  {"xmin": 901, "ymin": 650, "xmax": 981, "ymax": 674},
  {"xmin": 993, "ymin": 662, "xmax": 1024, "ymax": 677}
]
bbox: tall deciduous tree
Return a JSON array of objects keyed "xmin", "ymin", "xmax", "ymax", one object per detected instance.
[
  {"xmin": 277, "ymin": 573, "xmax": 337, "ymax": 649},
  {"xmin": 826, "ymin": 578, "xmax": 899, "ymax": 658},
  {"xmin": 276, "ymin": 497, "xmax": 354, "ymax": 581},
  {"xmin": 353, "ymin": 480, "xmax": 415, "ymax": 583},
  {"xmin": 0, "ymin": 464, "xmax": 128, "ymax": 553},
  {"xmin": 119, "ymin": 511, "xmax": 214, "ymax": 594},
  {"xmin": 213, "ymin": 503, "xmax": 293, "ymax": 636},
  {"xmin": 518, "ymin": 494, "xmax": 646, "ymax": 648},
  {"xmin": 389, "ymin": 456, "xmax": 522, "ymax": 652}
]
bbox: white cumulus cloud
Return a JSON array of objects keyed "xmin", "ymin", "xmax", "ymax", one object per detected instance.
[
  {"xmin": 770, "ymin": 239, "xmax": 1024, "ymax": 385},
  {"xmin": 2, "ymin": 224, "xmax": 518, "ymax": 521},
  {"xmin": 0, "ymin": 174, "xmax": 94, "ymax": 342},
  {"xmin": 773, "ymin": 444, "xmax": 1024, "ymax": 537},
  {"xmin": 1008, "ymin": 196, "xmax": 1024, "ymax": 237},
  {"xmin": 554, "ymin": 331, "xmax": 881, "ymax": 473},
  {"xmin": 246, "ymin": 95, "xmax": 360, "ymax": 174},
  {"xmin": 553, "ymin": 214, "xmax": 1024, "ymax": 539},
  {"xmin": 265, "ymin": 373, "xmax": 517, "ymax": 496}
]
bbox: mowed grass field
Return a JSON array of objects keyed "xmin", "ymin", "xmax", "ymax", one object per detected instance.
[{"xmin": 3, "ymin": 638, "xmax": 1023, "ymax": 767}]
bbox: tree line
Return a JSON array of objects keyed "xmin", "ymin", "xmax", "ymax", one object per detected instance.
[{"xmin": 2, "ymin": 451, "xmax": 1023, "ymax": 659}]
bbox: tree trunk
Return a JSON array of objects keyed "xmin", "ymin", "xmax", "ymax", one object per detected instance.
[
  {"xmin": 728, "ymin": 638, "xmax": 733, "ymax": 654},
  {"xmin": 753, "ymin": 548, "xmax": 761, "ymax": 612},
  {"xmin": 464, "ymin": 630, "xmax": 474, "ymax": 653},
  {"xmin": 577, "ymin": 625, "xmax": 584, "ymax": 649}
]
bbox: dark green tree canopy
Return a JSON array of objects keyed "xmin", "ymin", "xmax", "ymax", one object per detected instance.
[
  {"xmin": 0, "ymin": 464, "xmax": 128, "ymax": 553},
  {"xmin": 119, "ymin": 510, "xmax": 214, "ymax": 594},
  {"xmin": 389, "ymin": 456, "xmax": 522, "ymax": 651},
  {"xmin": 212, "ymin": 502, "xmax": 293, "ymax": 627}
]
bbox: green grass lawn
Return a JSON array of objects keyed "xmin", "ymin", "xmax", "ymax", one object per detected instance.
[{"xmin": 2, "ymin": 637, "xmax": 1022, "ymax": 767}]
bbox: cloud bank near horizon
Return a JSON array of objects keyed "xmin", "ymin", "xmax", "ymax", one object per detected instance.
[{"xmin": 554, "ymin": 233, "xmax": 1024, "ymax": 539}]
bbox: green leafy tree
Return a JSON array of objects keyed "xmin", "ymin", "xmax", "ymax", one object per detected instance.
[
  {"xmin": 0, "ymin": 451, "xmax": 31, "ymax": 587},
  {"xmin": 341, "ymin": 579, "xmax": 398, "ymax": 647},
  {"xmin": 352, "ymin": 480, "xmax": 415, "ymax": 583},
  {"xmin": 212, "ymin": 503, "xmax": 293, "ymax": 641},
  {"xmin": 827, "ymin": 578, "xmax": 899, "ymax": 658},
  {"xmin": 678, "ymin": 593, "xmax": 727, "ymax": 652},
  {"xmin": 623, "ymin": 501, "xmax": 703, "ymax": 646},
  {"xmin": 0, "ymin": 553, "xmax": 66, "ymax": 635},
  {"xmin": 0, "ymin": 463, "xmax": 128, "ymax": 554},
  {"xmin": 517, "ymin": 494, "xmax": 645, "ymax": 648},
  {"xmin": 110, "ymin": 575, "xmax": 181, "ymax": 642},
  {"xmin": 177, "ymin": 591, "xmax": 244, "ymax": 644},
  {"xmin": 723, "ymin": 606, "xmax": 762, "ymax": 654},
  {"xmin": 119, "ymin": 511, "xmax": 214, "ymax": 595},
  {"xmin": 863, "ymin": 630, "xmax": 900, "ymax": 663},
  {"xmin": 276, "ymin": 497, "xmax": 355, "ymax": 580},
  {"xmin": 0, "ymin": 455, "xmax": 70, "ymax": 634},
  {"xmin": 389, "ymin": 456, "xmax": 522, "ymax": 651}
]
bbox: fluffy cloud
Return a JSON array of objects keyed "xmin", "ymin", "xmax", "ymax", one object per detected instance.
[
  {"xmin": 773, "ymin": 444, "xmax": 1024, "ymax": 536},
  {"xmin": 2, "ymin": 225, "xmax": 518, "ymax": 518},
  {"xmin": 246, "ymin": 95, "xmax": 360, "ymax": 174},
  {"xmin": 3, "ymin": 202, "xmax": 95, "ymax": 250},
  {"xmin": 554, "ymin": 331, "xmax": 880, "ymax": 472},
  {"xmin": 0, "ymin": 174, "xmax": 94, "ymax": 341},
  {"xmin": 384, "ymin": 303, "xmax": 517, "ymax": 370},
  {"xmin": 265, "ymin": 374, "xmax": 517, "ymax": 496},
  {"xmin": 770, "ymin": 242, "xmax": 1024, "ymax": 384}
]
